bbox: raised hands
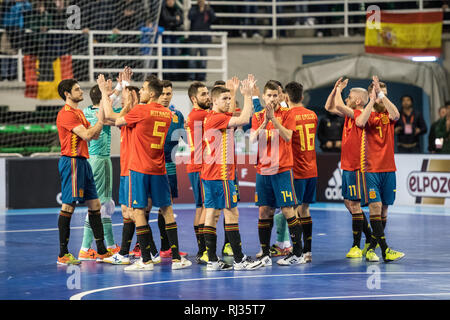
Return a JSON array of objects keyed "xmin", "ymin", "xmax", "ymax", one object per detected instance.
[
  {"xmin": 239, "ymin": 74, "xmax": 257, "ymax": 96},
  {"xmin": 226, "ymin": 76, "xmax": 240, "ymax": 93}
]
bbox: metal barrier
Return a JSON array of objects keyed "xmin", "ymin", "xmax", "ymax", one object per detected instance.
[
  {"xmin": 0, "ymin": 30, "xmax": 228, "ymax": 83},
  {"xmin": 183, "ymin": 0, "xmax": 449, "ymax": 38}
]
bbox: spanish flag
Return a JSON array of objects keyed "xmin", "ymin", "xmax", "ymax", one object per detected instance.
[
  {"xmin": 365, "ymin": 11, "xmax": 443, "ymax": 57},
  {"xmin": 24, "ymin": 55, "xmax": 74, "ymax": 100}
]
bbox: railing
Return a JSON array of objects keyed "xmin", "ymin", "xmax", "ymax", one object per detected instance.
[
  {"xmin": 184, "ymin": 0, "xmax": 449, "ymax": 39},
  {"xmin": 0, "ymin": 30, "xmax": 228, "ymax": 83}
]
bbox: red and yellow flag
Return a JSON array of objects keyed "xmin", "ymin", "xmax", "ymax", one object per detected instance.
[
  {"xmin": 365, "ymin": 11, "xmax": 443, "ymax": 57},
  {"xmin": 24, "ymin": 55, "xmax": 74, "ymax": 100}
]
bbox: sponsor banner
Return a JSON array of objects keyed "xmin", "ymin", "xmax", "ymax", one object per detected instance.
[{"xmin": 4, "ymin": 154, "xmax": 449, "ymax": 209}]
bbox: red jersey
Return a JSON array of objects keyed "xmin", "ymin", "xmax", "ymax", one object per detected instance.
[
  {"xmin": 186, "ymin": 107, "xmax": 209, "ymax": 173},
  {"xmin": 290, "ymin": 106, "xmax": 318, "ymax": 179},
  {"xmin": 251, "ymin": 106, "xmax": 295, "ymax": 175},
  {"xmin": 201, "ymin": 111, "xmax": 235, "ymax": 181},
  {"xmin": 341, "ymin": 109, "xmax": 363, "ymax": 171},
  {"xmin": 119, "ymin": 125, "xmax": 133, "ymax": 176},
  {"xmin": 56, "ymin": 104, "xmax": 90, "ymax": 158},
  {"xmin": 361, "ymin": 111, "xmax": 397, "ymax": 173},
  {"xmin": 124, "ymin": 103, "xmax": 172, "ymax": 175}
]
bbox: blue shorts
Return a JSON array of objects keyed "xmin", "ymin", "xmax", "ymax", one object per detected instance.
[
  {"xmin": 118, "ymin": 175, "xmax": 130, "ymax": 206},
  {"xmin": 129, "ymin": 170, "xmax": 172, "ymax": 209},
  {"xmin": 255, "ymin": 170, "xmax": 298, "ymax": 208},
  {"xmin": 294, "ymin": 177, "xmax": 317, "ymax": 205},
  {"xmin": 167, "ymin": 174, "xmax": 178, "ymax": 199},
  {"xmin": 342, "ymin": 170, "xmax": 364, "ymax": 201},
  {"xmin": 201, "ymin": 179, "xmax": 238, "ymax": 210},
  {"xmin": 58, "ymin": 156, "xmax": 98, "ymax": 204},
  {"xmin": 361, "ymin": 171, "xmax": 396, "ymax": 206},
  {"xmin": 188, "ymin": 172, "xmax": 203, "ymax": 208},
  {"xmin": 234, "ymin": 170, "xmax": 240, "ymax": 202}
]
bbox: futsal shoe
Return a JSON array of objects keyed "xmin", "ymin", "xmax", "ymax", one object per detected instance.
[
  {"xmin": 108, "ymin": 245, "xmax": 121, "ymax": 255},
  {"xmin": 172, "ymin": 257, "xmax": 192, "ymax": 270},
  {"xmin": 196, "ymin": 251, "xmax": 208, "ymax": 264},
  {"xmin": 365, "ymin": 249, "xmax": 380, "ymax": 262},
  {"xmin": 103, "ymin": 253, "xmax": 131, "ymax": 265},
  {"xmin": 222, "ymin": 243, "xmax": 234, "ymax": 256},
  {"xmin": 160, "ymin": 248, "xmax": 188, "ymax": 258},
  {"xmin": 78, "ymin": 248, "xmax": 98, "ymax": 261},
  {"xmin": 302, "ymin": 252, "xmax": 312, "ymax": 263},
  {"xmin": 383, "ymin": 248, "xmax": 405, "ymax": 262},
  {"xmin": 346, "ymin": 246, "xmax": 363, "ymax": 258},
  {"xmin": 269, "ymin": 244, "xmax": 286, "ymax": 257},
  {"xmin": 233, "ymin": 255, "xmax": 263, "ymax": 271},
  {"xmin": 129, "ymin": 243, "xmax": 141, "ymax": 258},
  {"xmin": 206, "ymin": 260, "xmax": 233, "ymax": 271},
  {"xmin": 362, "ymin": 243, "xmax": 380, "ymax": 257},
  {"xmin": 124, "ymin": 258, "xmax": 154, "ymax": 271},
  {"xmin": 276, "ymin": 253, "xmax": 305, "ymax": 266},
  {"xmin": 151, "ymin": 252, "xmax": 161, "ymax": 264},
  {"xmin": 57, "ymin": 253, "xmax": 81, "ymax": 265},
  {"xmin": 257, "ymin": 255, "xmax": 272, "ymax": 267},
  {"xmin": 96, "ymin": 250, "xmax": 114, "ymax": 262}
]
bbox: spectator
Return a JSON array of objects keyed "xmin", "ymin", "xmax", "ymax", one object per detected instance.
[
  {"xmin": 159, "ymin": 0, "xmax": 183, "ymax": 80},
  {"xmin": 430, "ymin": 104, "xmax": 449, "ymax": 153},
  {"xmin": 434, "ymin": 103, "xmax": 450, "ymax": 154},
  {"xmin": 140, "ymin": 20, "xmax": 164, "ymax": 78},
  {"xmin": 394, "ymin": 95, "xmax": 427, "ymax": 153},
  {"xmin": 188, "ymin": 0, "xmax": 216, "ymax": 81},
  {"xmin": 1, "ymin": 0, "xmax": 32, "ymax": 81},
  {"xmin": 48, "ymin": 0, "xmax": 70, "ymax": 57},
  {"xmin": 318, "ymin": 110, "xmax": 345, "ymax": 152},
  {"xmin": 29, "ymin": 0, "xmax": 53, "ymax": 81}
]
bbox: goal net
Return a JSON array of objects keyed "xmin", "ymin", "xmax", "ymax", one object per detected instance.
[{"xmin": 0, "ymin": 0, "xmax": 162, "ymax": 156}]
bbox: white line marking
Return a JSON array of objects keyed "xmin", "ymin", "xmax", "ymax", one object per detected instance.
[
  {"xmin": 281, "ymin": 292, "xmax": 450, "ymax": 300},
  {"xmin": 69, "ymin": 271, "xmax": 450, "ymax": 300}
]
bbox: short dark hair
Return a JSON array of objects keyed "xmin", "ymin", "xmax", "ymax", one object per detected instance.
[
  {"xmin": 401, "ymin": 95, "xmax": 413, "ymax": 103},
  {"xmin": 211, "ymin": 86, "xmax": 230, "ymax": 99},
  {"xmin": 145, "ymin": 74, "xmax": 159, "ymax": 82},
  {"xmin": 188, "ymin": 81, "xmax": 207, "ymax": 100},
  {"xmin": 58, "ymin": 79, "xmax": 79, "ymax": 101},
  {"xmin": 284, "ymin": 81, "xmax": 303, "ymax": 104},
  {"xmin": 89, "ymin": 85, "xmax": 102, "ymax": 106},
  {"xmin": 146, "ymin": 78, "xmax": 163, "ymax": 98},
  {"xmin": 444, "ymin": 101, "xmax": 450, "ymax": 107},
  {"xmin": 125, "ymin": 86, "xmax": 140, "ymax": 102},
  {"xmin": 161, "ymin": 80, "xmax": 172, "ymax": 88},
  {"xmin": 263, "ymin": 81, "xmax": 280, "ymax": 94},
  {"xmin": 213, "ymin": 80, "xmax": 226, "ymax": 87},
  {"xmin": 268, "ymin": 79, "xmax": 283, "ymax": 90}
]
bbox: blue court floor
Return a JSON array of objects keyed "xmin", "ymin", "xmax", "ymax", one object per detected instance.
[{"xmin": 1, "ymin": 203, "xmax": 450, "ymax": 300}]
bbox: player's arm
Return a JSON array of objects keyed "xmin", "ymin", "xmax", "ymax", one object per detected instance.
[
  {"xmin": 355, "ymin": 88, "xmax": 376, "ymax": 128},
  {"xmin": 334, "ymin": 79, "xmax": 355, "ymax": 118},
  {"xmin": 228, "ymin": 76, "xmax": 255, "ymax": 128},
  {"xmin": 72, "ymin": 107, "xmax": 105, "ymax": 141},
  {"xmin": 226, "ymin": 76, "xmax": 240, "ymax": 114},
  {"xmin": 325, "ymin": 77, "xmax": 345, "ymax": 117},
  {"xmin": 372, "ymin": 76, "xmax": 400, "ymax": 121},
  {"xmin": 268, "ymin": 104, "xmax": 293, "ymax": 142},
  {"xmin": 250, "ymin": 113, "xmax": 268, "ymax": 143}
]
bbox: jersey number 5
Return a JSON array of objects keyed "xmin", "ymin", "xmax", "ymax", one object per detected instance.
[{"xmin": 151, "ymin": 121, "xmax": 167, "ymax": 150}]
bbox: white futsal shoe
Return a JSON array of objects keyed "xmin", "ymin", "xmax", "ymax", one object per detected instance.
[
  {"xmin": 124, "ymin": 258, "xmax": 154, "ymax": 271},
  {"xmin": 257, "ymin": 254, "xmax": 272, "ymax": 267},
  {"xmin": 233, "ymin": 255, "xmax": 264, "ymax": 271},
  {"xmin": 172, "ymin": 257, "xmax": 192, "ymax": 270},
  {"xmin": 103, "ymin": 252, "xmax": 131, "ymax": 265},
  {"xmin": 276, "ymin": 253, "xmax": 306, "ymax": 266}
]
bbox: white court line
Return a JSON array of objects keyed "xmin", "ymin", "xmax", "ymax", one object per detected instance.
[
  {"xmin": 281, "ymin": 292, "xmax": 450, "ymax": 300},
  {"xmin": 69, "ymin": 271, "xmax": 450, "ymax": 300}
]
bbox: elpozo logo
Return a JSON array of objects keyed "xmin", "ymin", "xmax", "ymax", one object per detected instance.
[{"xmin": 407, "ymin": 171, "xmax": 450, "ymax": 198}]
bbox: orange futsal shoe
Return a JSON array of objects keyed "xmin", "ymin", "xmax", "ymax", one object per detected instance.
[
  {"xmin": 78, "ymin": 248, "xmax": 98, "ymax": 261},
  {"xmin": 160, "ymin": 248, "xmax": 188, "ymax": 258},
  {"xmin": 96, "ymin": 250, "xmax": 114, "ymax": 262},
  {"xmin": 57, "ymin": 253, "xmax": 81, "ymax": 265}
]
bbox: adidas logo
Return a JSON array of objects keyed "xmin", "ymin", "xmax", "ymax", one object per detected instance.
[{"xmin": 325, "ymin": 162, "xmax": 344, "ymax": 200}]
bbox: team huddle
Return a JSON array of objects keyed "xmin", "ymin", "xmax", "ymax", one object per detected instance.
[{"xmin": 54, "ymin": 66, "xmax": 404, "ymax": 272}]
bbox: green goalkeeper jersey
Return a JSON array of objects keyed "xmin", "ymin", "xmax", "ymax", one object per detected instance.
[{"xmin": 83, "ymin": 105, "xmax": 121, "ymax": 156}]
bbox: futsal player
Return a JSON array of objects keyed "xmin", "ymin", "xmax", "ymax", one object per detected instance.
[
  {"xmin": 327, "ymin": 77, "xmax": 374, "ymax": 259},
  {"xmin": 285, "ymin": 81, "xmax": 317, "ymax": 263},
  {"xmin": 356, "ymin": 76, "xmax": 405, "ymax": 262},
  {"xmin": 77, "ymin": 69, "xmax": 132, "ymax": 261},
  {"xmin": 250, "ymin": 80, "xmax": 304, "ymax": 266},
  {"xmin": 186, "ymin": 81, "xmax": 211, "ymax": 264},
  {"xmin": 55, "ymin": 79, "xmax": 112, "ymax": 265},
  {"xmin": 115, "ymin": 77, "xmax": 191, "ymax": 271},
  {"xmin": 201, "ymin": 76, "xmax": 263, "ymax": 271},
  {"xmin": 157, "ymin": 79, "xmax": 188, "ymax": 258}
]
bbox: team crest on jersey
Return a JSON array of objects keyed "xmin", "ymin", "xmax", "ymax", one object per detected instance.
[
  {"xmin": 369, "ymin": 189, "xmax": 377, "ymax": 199},
  {"xmin": 381, "ymin": 114, "xmax": 390, "ymax": 125},
  {"xmin": 79, "ymin": 189, "xmax": 84, "ymax": 198},
  {"xmin": 172, "ymin": 113, "xmax": 179, "ymax": 123}
]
